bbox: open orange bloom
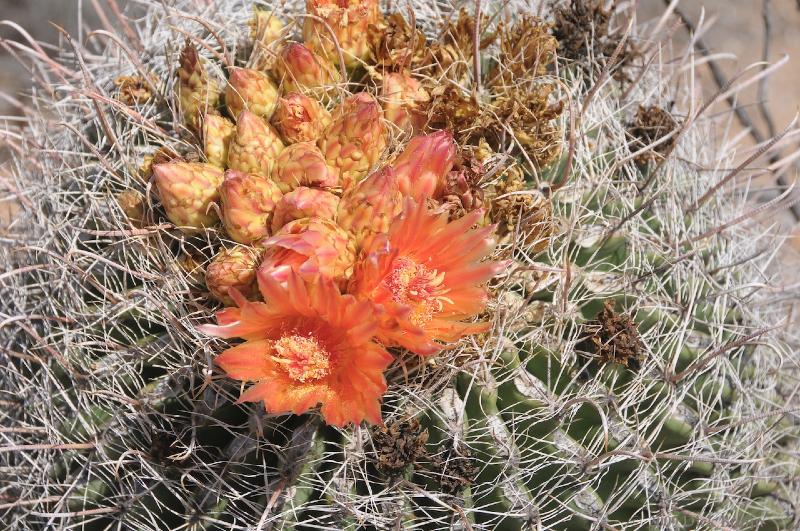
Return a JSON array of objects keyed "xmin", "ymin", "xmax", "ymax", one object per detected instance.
[
  {"xmin": 199, "ymin": 271, "xmax": 392, "ymax": 426},
  {"xmin": 349, "ymin": 200, "xmax": 504, "ymax": 355}
]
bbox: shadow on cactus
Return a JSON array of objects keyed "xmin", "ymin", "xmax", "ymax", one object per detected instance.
[{"xmin": 1, "ymin": 0, "xmax": 798, "ymax": 530}]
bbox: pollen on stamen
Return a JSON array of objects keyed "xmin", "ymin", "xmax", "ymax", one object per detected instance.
[{"xmin": 272, "ymin": 334, "xmax": 331, "ymax": 382}]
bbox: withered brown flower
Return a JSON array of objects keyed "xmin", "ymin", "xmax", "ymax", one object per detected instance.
[{"xmin": 367, "ymin": 12, "xmax": 427, "ymax": 70}]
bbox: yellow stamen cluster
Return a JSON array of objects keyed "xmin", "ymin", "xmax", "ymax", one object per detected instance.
[
  {"xmin": 272, "ymin": 334, "xmax": 332, "ymax": 382},
  {"xmin": 387, "ymin": 257, "xmax": 451, "ymax": 326}
]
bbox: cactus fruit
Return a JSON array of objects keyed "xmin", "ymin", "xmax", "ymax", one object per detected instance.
[
  {"xmin": 3, "ymin": 1, "xmax": 799, "ymax": 530},
  {"xmin": 380, "ymin": 71, "xmax": 430, "ymax": 133}
]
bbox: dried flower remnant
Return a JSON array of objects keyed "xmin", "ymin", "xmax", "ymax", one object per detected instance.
[
  {"xmin": 206, "ymin": 246, "xmax": 263, "ymax": 306},
  {"xmin": 489, "ymin": 166, "xmax": 553, "ymax": 252},
  {"xmin": 259, "ymin": 217, "xmax": 357, "ymax": 288},
  {"xmin": 628, "ymin": 105, "xmax": 679, "ymax": 165},
  {"xmin": 425, "ymin": 9, "xmax": 497, "ymax": 83},
  {"xmin": 552, "ymin": 0, "xmax": 635, "ymax": 76},
  {"xmin": 439, "ymin": 151, "xmax": 486, "ymax": 221},
  {"xmin": 371, "ymin": 418, "xmax": 429, "ymax": 476},
  {"xmin": 426, "ymin": 85, "xmax": 486, "ymax": 142},
  {"xmin": 490, "ymin": 16, "xmax": 557, "ymax": 87},
  {"xmin": 304, "ymin": 0, "xmax": 380, "ymax": 69},
  {"xmin": 272, "ymin": 92, "xmax": 332, "ymax": 145},
  {"xmin": 367, "ymin": 12, "xmax": 427, "ymax": 70},
  {"xmin": 588, "ymin": 301, "xmax": 645, "ymax": 368},
  {"xmin": 430, "ymin": 440, "xmax": 477, "ymax": 495},
  {"xmin": 153, "ymin": 162, "xmax": 224, "ymax": 233},
  {"xmin": 200, "ymin": 272, "xmax": 392, "ymax": 426},
  {"xmin": 114, "ymin": 75, "xmax": 154, "ymax": 106},
  {"xmin": 350, "ymin": 200, "xmax": 503, "ymax": 355},
  {"xmin": 177, "ymin": 41, "xmax": 221, "ymax": 131},
  {"xmin": 492, "ymin": 86, "xmax": 563, "ymax": 167},
  {"xmin": 219, "ymin": 170, "xmax": 283, "ymax": 244}
]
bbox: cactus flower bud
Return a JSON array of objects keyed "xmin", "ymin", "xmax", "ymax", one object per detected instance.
[
  {"xmin": 178, "ymin": 41, "xmax": 221, "ymax": 131},
  {"xmin": 250, "ymin": 9, "xmax": 284, "ymax": 70},
  {"xmin": 392, "ymin": 131, "xmax": 457, "ymax": 200},
  {"xmin": 318, "ymin": 92, "xmax": 388, "ymax": 190},
  {"xmin": 219, "ymin": 170, "xmax": 283, "ymax": 244},
  {"xmin": 153, "ymin": 162, "xmax": 224, "ymax": 233},
  {"xmin": 272, "ymin": 92, "xmax": 331, "ymax": 144},
  {"xmin": 225, "ymin": 67, "xmax": 280, "ymax": 122},
  {"xmin": 337, "ymin": 167, "xmax": 403, "ymax": 249},
  {"xmin": 272, "ymin": 142, "xmax": 340, "ymax": 194},
  {"xmin": 277, "ymin": 43, "xmax": 340, "ymax": 98},
  {"xmin": 206, "ymin": 246, "xmax": 263, "ymax": 306},
  {"xmin": 381, "ymin": 71, "xmax": 430, "ymax": 133},
  {"xmin": 303, "ymin": 0, "xmax": 379, "ymax": 69},
  {"xmin": 202, "ymin": 114, "xmax": 235, "ymax": 167},
  {"xmin": 259, "ymin": 216, "xmax": 356, "ymax": 288},
  {"xmin": 271, "ymin": 186, "xmax": 340, "ymax": 233},
  {"xmin": 227, "ymin": 111, "xmax": 285, "ymax": 177}
]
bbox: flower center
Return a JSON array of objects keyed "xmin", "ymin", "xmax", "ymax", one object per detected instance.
[
  {"xmin": 272, "ymin": 334, "xmax": 331, "ymax": 382},
  {"xmin": 386, "ymin": 257, "xmax": 451, "ymax": 327}
]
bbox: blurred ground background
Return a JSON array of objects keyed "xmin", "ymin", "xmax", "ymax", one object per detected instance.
[{"xmin": 1, "ymin": 0, "xmax": 799, "ymax": 263}]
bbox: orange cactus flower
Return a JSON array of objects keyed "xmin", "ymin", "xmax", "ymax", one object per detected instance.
[
  {"xmin": 349, "ymin": 200, "xmax": 504, "ymax": 355},
  {"xmin": 392, "ymin": 131, "xmax": 457, "ymax": 200},
  {"xmin": 199, "ymin": 271, "xmax": 392, "ymax": 426},
  {"xmin": 259, "ymin": 216, "xmax": 357, "ymax": 288}
]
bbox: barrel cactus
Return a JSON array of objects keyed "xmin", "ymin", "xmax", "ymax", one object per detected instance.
[{"xmin": 2, "ymin": 1, "xmax": 799, "ymax": 530}]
